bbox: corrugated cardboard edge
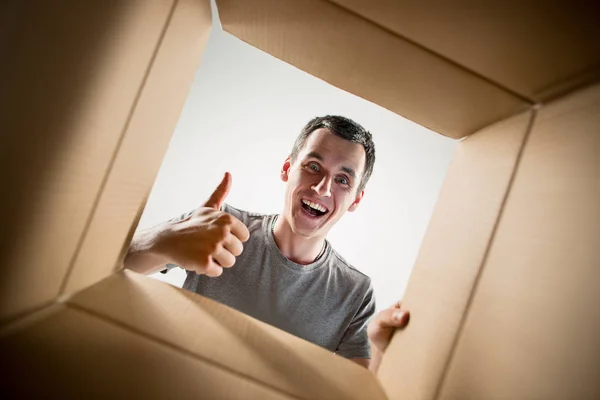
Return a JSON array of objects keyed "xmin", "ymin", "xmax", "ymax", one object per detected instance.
[
  {"xmin": 216, "ymin": 0, "xmax": 528, "ymax": 139},
  {"xmin": 377, "ymin": 110, "xmax": 535, "ymax": 400},
  {"xmin": 62, "ymin": 0, "xmax": 212, "ymax": 295}
]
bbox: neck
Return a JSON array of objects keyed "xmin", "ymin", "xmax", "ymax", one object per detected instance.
[{"xmin": 272, "ymin": 215, "xmax": 325, "ymax": 265}]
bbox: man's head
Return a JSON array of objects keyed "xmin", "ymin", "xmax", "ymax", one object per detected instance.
[
  {"xmin": 290, "ymin": 116, "xmax": 375, "ymax": 192},
  {"xmin": 281, "ymin": 116, "xmax": 375, "ymax": 239}
]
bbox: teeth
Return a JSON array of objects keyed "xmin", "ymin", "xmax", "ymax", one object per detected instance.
[{"xmin": 302, "ymin": 199, "xmax": 327, "ymax": 213}]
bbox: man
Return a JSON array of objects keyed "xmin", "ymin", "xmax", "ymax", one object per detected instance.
[{"xmin": 125, "ymin": 116, "xmax": 409, "ymax": 371}]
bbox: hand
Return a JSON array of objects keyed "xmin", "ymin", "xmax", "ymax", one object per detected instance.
[
  {"xmin": 154, "ymin": 172, "xmax": 250, "ymax": 277},
  {"xmin": 367, "ymin": 301, "xmax": 410, "ymax": 354}
]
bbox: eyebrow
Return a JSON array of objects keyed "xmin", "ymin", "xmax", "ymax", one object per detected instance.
[
  {"xmin": 341, "ymin": 166, "xmax": 356, "ymax": 179},
  {"xmin": 306, "ymin": 151, "xmax": 323, "ymax": 161},
  {"xmin": 305, "ymin": 151, "xmax": 356, "ymax": 179}
]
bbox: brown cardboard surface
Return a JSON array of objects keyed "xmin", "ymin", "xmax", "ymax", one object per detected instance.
[
  {"xmin": 0, "ymin": 302, "xmax": 63, "ymax": 340},
  {"xmin": 0, "ymin": 306, "xmax": 295, "ymax": 399},
  {"xmin": 2, "ymin": 1, "xmax": 599, "ymax": 399},
  {"xmin": 0, "ymin": 1, "xmax": 175, "ymax": 321},
  {"xmin": 63, "ymin": 0, "xmax": 212, "ymax": 295},
  {"xmin": 330, "ymin": 0, "xmax": 600, "ymax": 102},
  {"xmin": 68, "ymin": 270, "xmax": 387, "ymax": 400},
  {"xmin": 377, "ymin": 111, "xmax": 534, "ymax": 400},
  {"xmin": 217, "ymin": 0, "xmax": 527, "ymax": 139},
  {"xmin": 439, "ymin": 84, "xmax": 600, "ymax": 400}
]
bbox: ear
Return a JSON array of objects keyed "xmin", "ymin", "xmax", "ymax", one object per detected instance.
[
  {"xmin": 348, "ymin": 190, "xmax": 364, "ymax": 212},
  {"xmin": 281, "ymin": 157, "xmax": 291, "ymax": 183}
]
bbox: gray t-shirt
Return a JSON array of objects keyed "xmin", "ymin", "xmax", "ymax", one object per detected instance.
[{"xmin": 168, "ymin": 204, "xmax": 375, "ymax": 359}]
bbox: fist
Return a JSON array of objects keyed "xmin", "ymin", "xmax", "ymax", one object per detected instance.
[
  {"xmin": 156, "ymin": 172, "xmax": 250, "ymax": 277},
  {"xmin": 367, "ymin": 301, "xmax": 410, "ymax": 353}
]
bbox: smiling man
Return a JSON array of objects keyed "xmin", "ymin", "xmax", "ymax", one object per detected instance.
[{"xmin": 125, "ymin": 116, "xmax": 409, "ymax": 371}]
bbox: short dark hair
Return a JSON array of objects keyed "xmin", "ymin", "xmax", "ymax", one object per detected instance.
[{"xmin": 290, "ymin": 115, "xmax": 375, "ymax": 192}]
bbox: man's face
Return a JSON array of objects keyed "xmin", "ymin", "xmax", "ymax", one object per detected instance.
[{"xmin": 281, "ymin": 128, "xmax": 366, "ymax": 238}]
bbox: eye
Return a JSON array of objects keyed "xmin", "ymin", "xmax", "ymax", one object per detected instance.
[
  {"xmin": 335, "ymin": 176, "xmax": 349, "ymax": 185},
  {"xmin": 306, "ymin": 162, "xmax": 320, "ymax": 172}
]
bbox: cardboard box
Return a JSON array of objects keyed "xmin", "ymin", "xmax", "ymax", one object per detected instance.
[
  {"xmin": 1, "ymin": 270, "xmax": 386, "ymax": 399},
  {"xmin": 1, "ymin": 0, "xmax": 599, "ymax": 398}
]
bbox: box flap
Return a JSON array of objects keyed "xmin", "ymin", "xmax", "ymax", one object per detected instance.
[
  {"xmin": 217, "ymin": 0, "xmax": 528, "ymax": 139},
  {"xmin": 68, "ymin": 270, "xmax": 387, "ymax": 400},
  {"xmin": 0, "ymin": 0, "xmax": 176, "ymax": 321},
  {"xmin": 62, "ymin": 0, "xmax": 212, "ymax": 295},
  {"xmin": 439, "ymin": 83, "xmax": 600, "ymax": 399},
  {"xmin": 329, "ymin": 1, "xmax": 600, "ymax": 101},
  {"xmin": 377, "ymin": 111, "xmax": 533, "ymax": 400},
  {"xmin": 0, "ymin": 306, "xmax": 296, "ymax": 399}
]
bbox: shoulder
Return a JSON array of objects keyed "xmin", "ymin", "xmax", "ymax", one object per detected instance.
[
  {"xmin": 328, "ymin": 249, "xmax": 376, "ymax": 320},
  {"xmin": 328, "ymin": 247, "xmax": 373, "ymax": 292},
  {"xmin": 222, "ymin": 204, "xmax": 269, "ymax": 232}
]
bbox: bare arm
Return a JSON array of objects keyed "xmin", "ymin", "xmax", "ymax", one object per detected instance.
[{"xmin": 124, "ymin": 223, "xmax": 171, "ymax": 275}]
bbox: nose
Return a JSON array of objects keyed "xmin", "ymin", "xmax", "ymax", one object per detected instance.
[{"xmin": 311, "ymin": 175, "xmax": 332, "ymax": 197}]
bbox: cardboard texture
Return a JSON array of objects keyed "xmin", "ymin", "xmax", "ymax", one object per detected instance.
[
  {"xmin": 217, "ymin": 0, "xmax": 528, "ymax": 139},
  {"xmin": 380, "ymin": 84, "xmax": 600, "ymax": 400},
  {"xmin": 377, "ymin": 111, "xmax": 534, "ymax": 400},
  {"xmin": 2, "ymin": 270, "xmax": 386, "ymax": 399},
  {"xmin": 329, "ymin": 0, "xmax": 600, "ymax": 101},
  {"xmin": 63, "ymin": 0, "xmax": 212, "ymax": 295},
  {"xmin": 0, "ymin": 0, "xmax": 211, "ymax": 321},
  {"xmin": 1, "ymin": 307, "xmax": 294, "ymax": 399},
  {"xmin": 2, "ymin": 0, "xmax": 600, "ymax": 399},
  {"xmin": 439, "ymin": 83, "xmax": 600, "ymax": 400},
  {"xmin": 0, "ymin": 0, "xmax": 176, "ymax": 322}
]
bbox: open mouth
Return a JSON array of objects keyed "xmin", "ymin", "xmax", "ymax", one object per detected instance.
[{"xmin": 301, "ymin": 199, "xmax": 329, "ymax": 217}]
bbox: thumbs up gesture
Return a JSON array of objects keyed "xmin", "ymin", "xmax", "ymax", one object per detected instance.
[
  {"xmin": 202, "ymin": 171, "xmax": 234, "ymax": 210},
  {"xmin": 152, "ymin": 172, "xmax": 250, "ymax": 277}
]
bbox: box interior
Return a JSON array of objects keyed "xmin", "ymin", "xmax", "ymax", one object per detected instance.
[{"xmin": 1, "ymin": 0, "xmax": 599, "ymax": 399}]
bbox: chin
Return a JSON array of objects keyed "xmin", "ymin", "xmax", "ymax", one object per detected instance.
[{"xmin": 293, "ymin": 215, "xmax": 332, "ymax": 239}]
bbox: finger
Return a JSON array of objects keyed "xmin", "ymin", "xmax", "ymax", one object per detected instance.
[
  {"xmin": 230, "ymin": 217, "xmax": 250, "ymax": 242},
  {"xmin": 392, "ymin": 300, "xmax": 402, "ymax": 309},
  {"xmin": 203, "ymin": 261, "xmax": 223, "ymax": 277},
  {"xmin": 376, "ymin": 307, "xmax": 410, "ymax": 329},
  {"xmin": 212, "ymin": 246, "xmax": 236, "ymax": 268},
  {"xmin": 202, "ymin": 172, "xmax": 232, "ymax": 210},
  {"xmin": 223, "ymin": 234, "xmax": 244, "ymax": 257}
]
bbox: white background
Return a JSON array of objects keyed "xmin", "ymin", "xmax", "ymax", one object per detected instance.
[{"xmin": 139, "ymin": 3, "xmax": 456, "ymax": 311}]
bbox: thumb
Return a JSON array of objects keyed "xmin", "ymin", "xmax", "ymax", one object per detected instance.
[{"xmin": 203, "ymin": 172, "xmax": 232, "ymax": 210}]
